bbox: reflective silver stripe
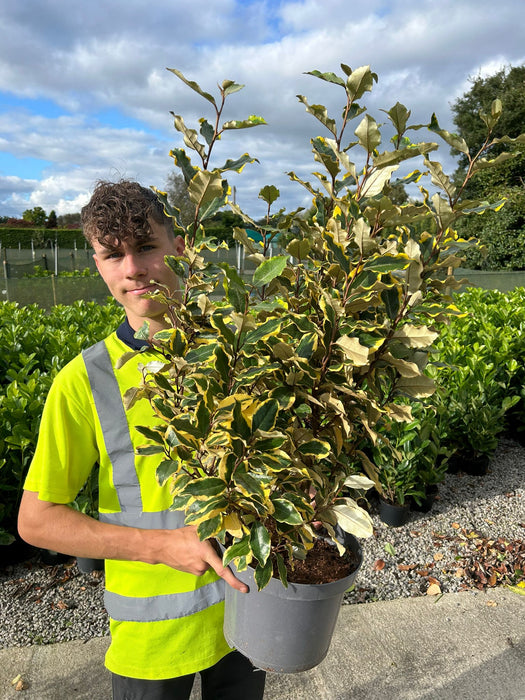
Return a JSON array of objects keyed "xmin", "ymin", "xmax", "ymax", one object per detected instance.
[
  {"xmin": 82, "ymin": 341, "xmax": 142, "ymax": 513},
  {"xmin": 104, "ymin": 578, "xmax": 225, "ymax": 622},
  {"xmin": 83, "ymin": 338, "xmax": 225, "ymax": 624},
  {"xmin": 99, "ymin": 509, "xmax": 184, "ymax": 529}
]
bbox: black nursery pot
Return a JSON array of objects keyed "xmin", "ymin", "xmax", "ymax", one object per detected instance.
[
  {"xmin": 1, "ymin": 534, "xmax": 37, "ymax": 569},
  {"xmin": 378, "ymin": 499, "xmax": 410, "ymax": 527},
  {"xmin": 411, "ymin": 485, "xmax": 438, "ymax": 514},
  {"xmin": 449, "ymin": 452, "xmax": 490, "ymax": 476}
]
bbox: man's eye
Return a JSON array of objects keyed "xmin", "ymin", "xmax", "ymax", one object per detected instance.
[{"xmin": 139, "ymin": 244, "xmax": 155, "ymax": 253}]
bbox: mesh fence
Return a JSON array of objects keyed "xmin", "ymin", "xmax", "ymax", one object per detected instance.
[{"xmin": 0, "ymin": 245, "xmax": 282, "ymax": 310}]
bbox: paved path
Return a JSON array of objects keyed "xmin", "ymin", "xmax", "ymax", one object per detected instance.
[{"xmin": 1, "ymin": 588, "xmax": 523, "ymax": 700}]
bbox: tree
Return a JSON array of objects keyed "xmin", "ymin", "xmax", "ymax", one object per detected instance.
[
  {"xmin": 57, "ymin": 213, "xmax": 81, "ymax": 228},
  {"xmin": 22, "ymin": 206, "xmax": 47, "ymax": 226},
  {"xmin": 452, "ymin": 65, "xmax": 525, "ymax": 269},
  {"xmin": 165, "ymin": 173, "xmax": 195, "ymax": 227},
  {"xmin": 46, "ymin": 210, "xmax": 58, "ymax": 229}
]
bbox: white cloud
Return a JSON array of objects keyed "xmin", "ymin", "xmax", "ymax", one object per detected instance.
[{"xmin": 0, "ymin": 0, "xmax": 524, "ymax": 218}]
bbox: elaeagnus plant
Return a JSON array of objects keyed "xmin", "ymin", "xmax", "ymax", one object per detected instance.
[{"xmin": 122, "ymin": 64, "xmax": 525, "ymax": 590}]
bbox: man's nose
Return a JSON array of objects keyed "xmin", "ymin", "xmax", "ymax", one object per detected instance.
[{"xmin": 123, "ymin": 253, "xmax": 147, "ymax": 278}]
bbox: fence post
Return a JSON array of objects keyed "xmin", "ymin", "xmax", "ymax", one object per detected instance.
[
  {"xmin": 2, "ymin": 247, "xmax": 9, "ymax": 301},
  {"xmin": 51, "ymin": 274, "xmax": 57, "ymax": 307}
]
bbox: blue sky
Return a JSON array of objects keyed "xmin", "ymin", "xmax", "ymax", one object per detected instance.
[{"xmin": 0, "ymin": 0, "xmax": 524, "ymax": 220}]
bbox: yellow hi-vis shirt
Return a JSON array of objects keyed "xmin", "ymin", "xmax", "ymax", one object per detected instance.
[{"xmin": 24, "ymin": 329, "xmax": 232, "ymax": 680}]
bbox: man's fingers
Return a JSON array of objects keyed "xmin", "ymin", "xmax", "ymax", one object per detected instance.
[{"xmin": 205, "ymin": 547, "xmax": 249, "ymax": 593}]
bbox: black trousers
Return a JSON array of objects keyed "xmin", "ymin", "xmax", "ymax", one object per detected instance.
[{"xmin": 111, "ymin": 650, "xmax": 266, "ymax": 700}]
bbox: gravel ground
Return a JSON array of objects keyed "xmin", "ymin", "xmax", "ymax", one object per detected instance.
[{"xmin": 1, "ymin": 437, "xmax": 523, "ymax": 649}]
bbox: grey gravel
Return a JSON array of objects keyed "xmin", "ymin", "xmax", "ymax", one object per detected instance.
[{"xmin": 1, "ymin": 438, "xmax": 523, "ymax": 649}]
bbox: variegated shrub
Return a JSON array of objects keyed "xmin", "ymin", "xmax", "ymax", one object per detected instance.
[{"xmin": 123, "ymin": 65, "xmax": 522, "ymax": 589}]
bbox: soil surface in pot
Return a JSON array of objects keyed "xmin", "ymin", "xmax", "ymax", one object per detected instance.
[{"xmin": 279, "ymin": 537, "xmax": 359, "ymax": 585}]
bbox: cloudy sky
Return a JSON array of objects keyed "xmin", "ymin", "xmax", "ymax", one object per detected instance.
[{"xmin": 0, "ymin": 0, "xmax": 524, "ymax": 221}]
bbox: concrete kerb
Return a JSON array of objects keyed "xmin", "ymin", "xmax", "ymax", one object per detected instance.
[{"xmin": 1, "ymin": 588, "xmax": 524, "ymax": 700}]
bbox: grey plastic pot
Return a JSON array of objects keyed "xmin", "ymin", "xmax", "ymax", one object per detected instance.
[
  {"xmin": 223, "ymin": 531, "xmax": 362, "ymax": 673},
  {"xmin": 76, "ymin": 556, "xmax": 104, "ymax": 574}
]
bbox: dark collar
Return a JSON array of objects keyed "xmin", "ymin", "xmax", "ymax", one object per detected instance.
[{"xmin": 116, "ymin": 319, "xmax": 151, "ymax": 351}]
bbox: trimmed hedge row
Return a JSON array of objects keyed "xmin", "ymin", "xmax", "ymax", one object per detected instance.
[
  {"xmin": 0, "ymin": 228, "xmax": 83, "ymax": 248},
  {"xmin": 0, "ymin": 299, "xmax": 124, "ymax": 543}
]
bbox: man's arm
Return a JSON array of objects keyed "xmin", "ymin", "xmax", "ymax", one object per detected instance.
[{"xmin": 18, "ymin": 490, "xmax": 247, "ymax": 592}]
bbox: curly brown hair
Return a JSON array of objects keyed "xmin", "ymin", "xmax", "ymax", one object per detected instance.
[{"xmin": 81, "ymin": 180, "xmax": 172, "ymax": 246}]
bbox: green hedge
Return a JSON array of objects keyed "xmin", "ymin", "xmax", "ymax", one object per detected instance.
[
  {"xmin": 0, "ymin": 228, "xmax": 83, "ymax": 248},
  {"xmin": 0, "ymin": 299, "xmax": 124, "ymax": 543}
]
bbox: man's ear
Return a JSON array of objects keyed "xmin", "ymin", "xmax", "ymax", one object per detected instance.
[{"xmin": 174, "ymin": 235, "xmax": 185, "ymax": 256}]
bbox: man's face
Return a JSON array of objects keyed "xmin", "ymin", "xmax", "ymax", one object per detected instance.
[{"xmin": 92, "ymin": 219, "xmax": 185, "ymax": 335}]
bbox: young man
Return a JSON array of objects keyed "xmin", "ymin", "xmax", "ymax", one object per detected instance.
[{"xmin": 18, "ymin": 180, "xmax": 266, "ymax": 700}]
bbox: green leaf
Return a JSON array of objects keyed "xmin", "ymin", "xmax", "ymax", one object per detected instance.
[
  {"xmin": 197, "ymin": 514, "xmax": 224, "ymax": 540},
  {"xmin": 296, "ymin": 331, "xmax": 317, "ymax": 359},
  {"xmin": 423, "ymin": 158, "xmax": 456, "ymax": 198},
  {"xmin": 427, "ymin": 113, "xmax": 469, "ymax": 154},
  {"xmin": 222, "ymin": 80, "xmax": 245, "ymax": 96},
  {"xmin": 254, "ymin": 559, "xmax": 274, "ymax": 591},
  {"xmin": 381, "ymin": 286, "xmax": 402, "ymax": 321},
  {"xmin": 244, "ymin": 318, "xmax": 282, "ymax": 345},
  {"xmin": 223, "ymin": 536, "xmax": 251, "ymax": 566},
  {"xmin": 172, "ymin": 114, "xmax": 206, "ymax": 158},
  {"xmin": 156, "ymin": 459, "xmax": 178, "ymax": 486},
  {"xmin": 355, "ymin": 114, "xmax": 381, "ymax": 152},
  {"xmin": 252, "ymin": 255, "xmax": 288, "ymax": 288},
  {"xmin": 185, "ymin": 343, "xmax": 217, "ymax": 365},
  {"xmin": 222, "ymin": 115, "xmax": 266, "ymax": 129},
  {"xmin": 199, "ymin": 119, "xmax": 215, "ymax": 146},
  {"xmin": 296, "ymin": 95, "xmax": 337, "ymax": 134},
  {"xmin": 276, "ymin": 553, "xmax": 288, "ymax": 587},
  {"xmin": 218, "ymin": 264, "xmax": 248, "ymax": 313},
  {"xmin": 234, "ymin": 470, "xmax": 269, "ymax": 501},
  {"xmin": 188, "ymin": 170, "xmax": 225, "ymax": 208},
  {"xmin": 384, "ymin": 542, "xmax": 396, "ymax": 556},
  {"xmin": 211, "ymin": 312, "xmax": 236, "ymax": 345},
  {"xmin": 167, "ymin": 68, "xmax": 217, "ymax": 106},
  {"xmin": 297, "ymin": 439, "xmax": 331, "ymax": 457},
  {"xmin": 306, "ymin": 69, "xmax": 345, "ymax": 87},
  {"xmin": 250, "ymin": 521, "xmax": 271, "ymax": 565},
  {"xmin": 184, "ymin": 476, "xmax": 228, "ymax": 498},
  {"xmin": 345, "ymin": 65, "xmax": 378, "ymax": 101},
  {"xmin": 218, "ymin": 154, "xmax": 258, "ymax": 174},
  {"xmin": 135, "ymin": 425, "xmax": 164, "ymax": 442},
  {"xmin": 287, "ymin": 238, "xmax": 312, "ymax": 260},
  {"xmin": 382, "ymin": 102, "xmax": 411, "ymax": 134},
  {"xmin": 252, "ymin": 398, "xmax": 279, "ymax": 433},
  {"xmin": 214, "ymin": 346, "xmax": 230, "ymax": 384},
  {"xmin": 258, "ymin": 185, "xmax": 280, "ymax": 205},
  {"xmin": 233, "ymin": 400, "xmax": 252, "ymax": 441},
  {"xmin": 169, "ymin": 148, "xmax": 198, "ymax": 185},
  {"xmin": 271, "ymin": 498, "xmax": 303, "ymax": 525}
]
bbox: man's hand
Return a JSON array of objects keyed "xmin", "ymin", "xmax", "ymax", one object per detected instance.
[{"xmin": 155, "ymin": 526, "xmax": 249, "ymax": 593}]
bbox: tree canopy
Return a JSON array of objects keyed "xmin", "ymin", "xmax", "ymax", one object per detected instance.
[
  {"xmin": 22, "ymin": 206, "xmax": 47, "ymax": 226},
  {"xmin": 452, "ymin": 65, "xmax": 525, "ymax": 270}
]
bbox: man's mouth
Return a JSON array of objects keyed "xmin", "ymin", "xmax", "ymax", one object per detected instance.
[{"xmin": 127, "ymin": 285, "xmax": 156, "ymax": 296}]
